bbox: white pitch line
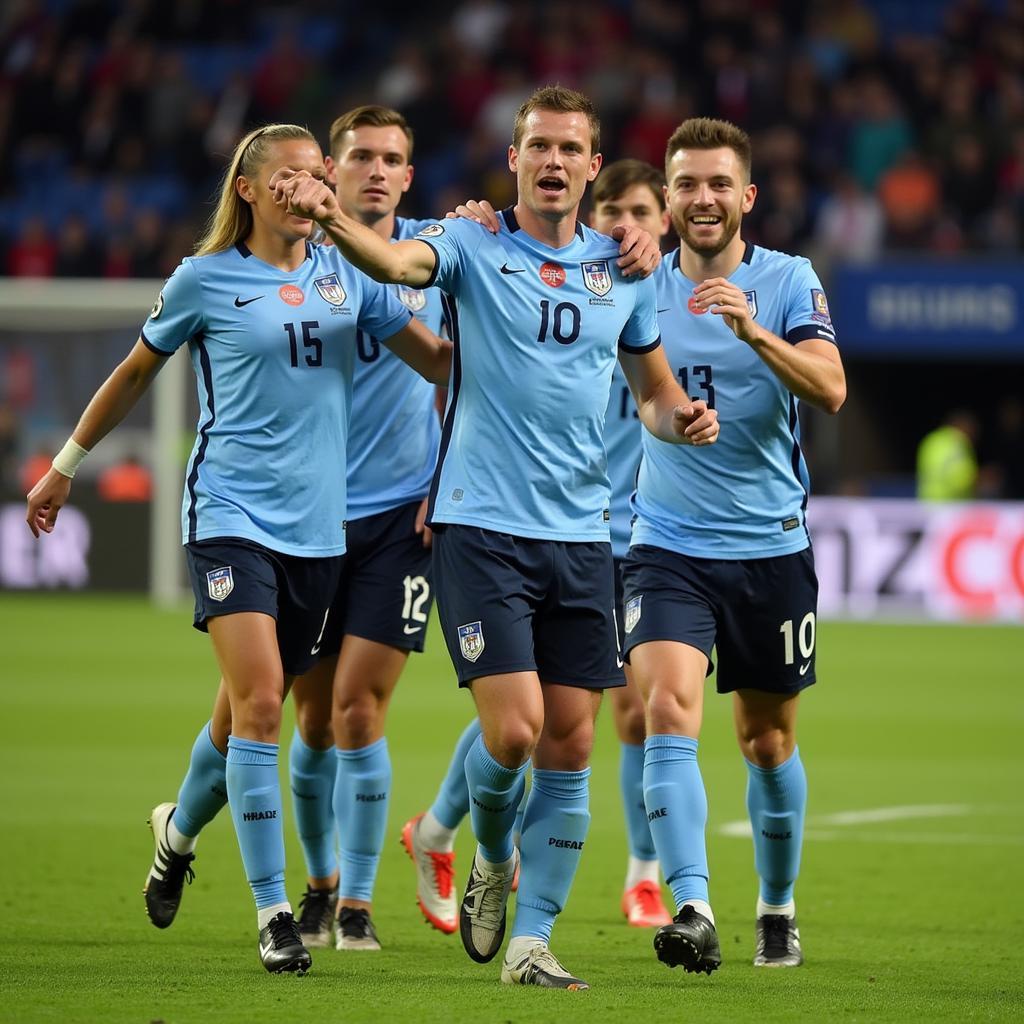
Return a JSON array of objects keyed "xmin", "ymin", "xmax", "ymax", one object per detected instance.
[{"xmin": 719, "ymin": 803, "xmax": 980, "ymax": 841}]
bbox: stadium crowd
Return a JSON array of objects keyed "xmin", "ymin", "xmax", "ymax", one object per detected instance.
[{"xmin": 2, "ymin": 0, "xmax": 1023, "ymax": 280}]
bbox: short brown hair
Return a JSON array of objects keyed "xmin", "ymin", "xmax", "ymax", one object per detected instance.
[
  {"xmin": 512, "ymin": 85, "xmax": 601, "ymax": 155},
  {"xmin": 329, "ymin": 105, "xmax": 414, "ymax": 161},
  {"xmin": 592, "ymin": 159, "xmax": 665, "ymax": 210},
  {"xmin": 665, "ymin": 117, "xmax": 751, "ymax": 182}
]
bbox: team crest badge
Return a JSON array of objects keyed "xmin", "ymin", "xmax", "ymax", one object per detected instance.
[
  {"xmin": 150, "ymin": 292, "xmax": 164, "ymax": 319},
  {"xmin": 581, "ymin": 260, "xmax": 612, "ymax": 297},
  {"xmin": 811, "ymin": 288, "xmax": 832, "ymax": 325},
  {"xmin": 458, "ymin": 621, "xmax": 485, "ymax": 662},
  {"xmin": 206, "ymin": 566, "xmax": 234, "ymax": 602},
  {"xmin": 398, "ymin": 285, "xmax": 427, "ymax": 312},
  {"xmin": 314, "ymin": 274, "xmax": 347, "ymax": 306},
  {"xmin": 744, "ymin": 290, "xmax": 758, "ymax": 318},
  {"xmin": 417, "ymin": 224, "xmax": 445, "ymax": 238},
  {"xmin": 624, "ymin": 595, "xmax": 643, "ymax": 634}
]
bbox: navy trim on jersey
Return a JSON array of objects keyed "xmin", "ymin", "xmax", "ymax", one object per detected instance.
[
  {"xmin": 619, "ymin": 332, "xmax": 662, "ymax": 355},
  {"xmin": 421, "ymin": 240, "xmax": 441, "ymax": 289},
  {"xmin": 139, "ymin": 330, "xmax": 172, "ymax": 357},
  {"xmin": 787, "ymin": 393, "xmax": 810, "ymax": 515},
  {"xmin": 235, "ymin": 242, "xmax": 251, "ymax": 259},
  {"xmin": 426, "ymin": 292, "xmax": 461, "ymax": 523},
  {"xmin": 186, "ymin": 335, "xmax": 215, "ymax": 543},
  {"xmin": 502, "ymin": 207, "xmax": 519, "ymax": 232},
  {"xmin": 787, "ymin": 323, "xmax": 837, "ymax": 345},
  {"xmin": 742, "ymin": 240, "xmax": 754, "ymax": 264},
  {"xmin": 575, "ymin": 221, "xmax": 585, "ymax": 240}
]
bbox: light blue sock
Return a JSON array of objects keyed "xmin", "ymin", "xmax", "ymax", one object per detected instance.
[
  {"xmin": 643, "ymin": 734, "xmax": 709, "ymax": 909},
  {"xmin": 334, "ymin": 738, "xmax": 391, "ymax": 902},
  {"xmin": 226, "ymin": 737, "xmax": 287, "ymax": 910},
  {"xmin": 621, "ymin": 742, "xmax": 656, "ymax": 860},
  {"xmin": 746, "ymin": 747, "xmax": 807, "ymax": 906},
  {"xmin": 464, "ymin": 734, "xmax": 528, "ymax": 864},
  {"xmin": 288, "ymin": 728, "xmax": 338, "ymax": 881},
  {"xmin": 512, "ymin": 768, "xmax": 590, "ymax": 943},
  {"xmin": 513, "ymin": 785, "xmax": 528, "ymax": 846},
  {"xmin": 171, "ymin": 721, "xmax": 227, "ymax": 837},
  {"xmin": 428, "ymin": 718, "xmax": 482, "ymax": 830}
]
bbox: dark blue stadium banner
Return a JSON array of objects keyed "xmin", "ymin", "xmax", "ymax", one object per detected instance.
[{"xmin": 832, "ymin": 265, "xmax": 1024, "ymax": 359}]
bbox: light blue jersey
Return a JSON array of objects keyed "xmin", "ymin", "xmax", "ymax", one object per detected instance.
[
  {"xmin": 603, "ymin": 359, "xmax": 641, "ymax": 559},
  {"xmin": 141, "ymin": 241, "xmax": 412, "ymax": 557},
  {"xmin": 632, "ymin": 241, "xmax": 838, "ymax": 559},
  {"xmin": 420, "ymin": 209, "xmax": 660, "ymax": 542},
  {"xmin": 346, "ymin": 217, "xmax": 446, "ymax": 520}
]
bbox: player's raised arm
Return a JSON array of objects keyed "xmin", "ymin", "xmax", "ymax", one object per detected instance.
[
  {"xmin": 382, "ymin": 317, "xmax": 452, "ymax": 385},
  {"xmin": 270, "ymin": 167, "xmax": 437, "ymax": 287},
  {"xmin": 619, "ymin": 345, "xmax": 719, "ymax": 446},
  {"xmin": 26, "ymin": 339, "xmax": 167, "ymax": 537}
]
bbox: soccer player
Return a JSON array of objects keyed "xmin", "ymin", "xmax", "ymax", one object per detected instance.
[
  {"xmin": 622, "ymin": 117, "xmax": 846, "ymax": 974},
  {"xmin": 273, "ymin": 86, "xmax": 719, "ymax": 989},
  {"xmin": 26, "ymin": 124, "xmax": 450, "ymax": 975},
  {"xmin": 404, "ymin": 159, "xmax": 677, "ymax": 934},
  {"xmin": 137, "ymin": 106, "xmax": 449, "ymax": 957}
]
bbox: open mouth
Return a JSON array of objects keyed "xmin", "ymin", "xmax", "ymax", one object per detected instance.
[
  {"xmin": 537, "ymin": 176, "xmax": 567, "ymax": 196},
  {"xmin": 689, "ymin": 214, "xmax": 722, "ymax": 227}
]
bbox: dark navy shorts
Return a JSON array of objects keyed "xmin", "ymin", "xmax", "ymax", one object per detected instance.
[
  {"xmin": 185, "ymin": 537, "xmax": 344, "ymax": 677},
  {"xmin": 621, "ymin": 544, "xmax": 819, "ymax": 695},
  {"xmin": 612, "ymin": 556, "xmax": 627, "ymax": 681},
  {"xmin": 318, "ymin": 500, "xmax": 434, "ymax": 657},
  {"xmin": 432, "ymin": 525, "xmax": 622, "ymax": 689}
]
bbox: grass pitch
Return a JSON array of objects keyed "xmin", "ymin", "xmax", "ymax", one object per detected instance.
[{"xmin": 1, "ymin": 594, "xmax": 1022, "ymax": 1023}]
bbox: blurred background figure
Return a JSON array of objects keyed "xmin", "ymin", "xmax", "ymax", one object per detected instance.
[{"xmin": 916, "ymin": 410, "xmax": 980, "ymax": 502}]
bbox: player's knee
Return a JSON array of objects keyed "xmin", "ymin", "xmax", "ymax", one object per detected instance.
[
  {"xmin": 646, "ymin": 685, "xmax": 697, "ymax": 735},
  {"xmin": 486, "ymin": 719, "xmax": 540, "ymax": 767},
  {"xmin": 295, "ymin": 706, "xmax": 333, "ymax": 751},
  {"xmin": 740, "ymin": 727, "xmax": 794, "ymax": 768},
  {"xmin": 615, "ymin": 701, "xmax": 647, "ymax": 745},
  {"xmin": 232, "ymin": 690, "xmax": 283, "ymax": 740},
  {"xmin": 334, "ymin": 692, "xmax": 381, "ymax": 747}
]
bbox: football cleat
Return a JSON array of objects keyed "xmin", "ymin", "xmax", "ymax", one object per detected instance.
[
  {"xmin": 335, "ymin": 907, "xmax": 382, "ymax": 951},
  {"xmin": 296, "ymin": 884, "xmax": 337, "ymax": 948},
  {"xmin": 400, "ymin": 814, "xmax": 457, "ymax": 934},
  {"xmin": 622, "ymin": 880, "xmax": 672, "ymax": 928},
  {"xmin": 258, "ymin": 911, "xmax": 311, "ymax": 974},
  {"xmin": 754, "ymin": 914, "xmax": 803, "ymax": 967},
  {"xmin": 501, "ymin": 942, "xmax": 590, "ymax": 990},
  {"xmin": 143, "ymin": 802, "xmax": 196, "ymax": 929},
  {"xmin": 654, "ymin": 905, "xmax": 722, "ymax": 975},
  {"xmin": 459, "ymin": 848, "xmax": 519, "ymax": 963}
]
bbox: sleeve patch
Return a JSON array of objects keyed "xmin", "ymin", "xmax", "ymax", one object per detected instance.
[
  {"xmin": 416, "ymin": 223, "xmax": 445, "ymax": 238},
  {"xmin": 149, "ymin": 292, "xmax": 164, "ymax": 319},
  {"xmin": 811, "ymin": 288, "xmax": 832, "ymax": 325}
]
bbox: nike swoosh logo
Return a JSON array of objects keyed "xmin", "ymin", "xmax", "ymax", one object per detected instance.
[
  {"xmin": 799, "ymin": 662, "xmax": 810, "ymax": 676},
  {"xmin": 403, "ymin": 624, "xmax": 423, "ymax": 635},
  {"xmin": 234, "ymin": 295, "xmax": 264, "ymax": 307},
  {"xmin": 657, "ymin": 308, "xmax": 671, "ymax": 313},
  {"xmin": 500, "ymin": 264, "xmax": 525, "ymax": 275}
]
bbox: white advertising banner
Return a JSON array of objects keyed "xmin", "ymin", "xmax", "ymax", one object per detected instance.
[{"xmin": 808, "ymin": 497, "xmax": 1024, "ymax": 623}]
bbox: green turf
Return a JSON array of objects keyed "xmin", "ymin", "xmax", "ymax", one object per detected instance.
[{"xmin": 2, "ymin": 594, "xmax": 1022, "ymax": 1023}]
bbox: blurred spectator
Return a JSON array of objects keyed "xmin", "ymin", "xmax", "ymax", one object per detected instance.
[
  {"xmin": 878, "ymin": 150, "xmax": 941, "ymax": 250},
  {"xmin": 849, "ymin": 77, "xmax": 911, "ymax": 191},
  {"xmin": 97, "ymin": 455, "xmax": 152, "ymax": 502},
  {"xmin": 983, "ymin": 398, "xmax": 1024, "ymax": 500},
  {"xmin": 7, "ymin": 217, "xmax": 56, "ymax": 277},
  {"xmin": 0, "ymin": 403, "xmax": 18, "ymax": 492},
  {"xmin": 54, "ymin": 214, "xmax": 100, "ymax": 277},
  {"xmin": 916, "ymin": 411, "xmax": 980, "ymax": 502},
  {"xmin": 813, "ymin": 171, "xmax": 883, "ymax": 266},
  {"xmin": 131, "ymin": 209, "xmax": 165, "ymax": 278},
  {"xmin": 19, "ymin": 447, "xmax": 52, "ymax": 495}
]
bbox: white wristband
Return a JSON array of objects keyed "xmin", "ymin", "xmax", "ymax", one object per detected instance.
[{"xmin": 51, "ymin": 438, "xmax": 89, "ymax": 479}]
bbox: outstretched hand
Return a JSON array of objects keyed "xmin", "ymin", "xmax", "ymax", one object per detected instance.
[
  {"xmin": 269, "ymin": 168, "xmax": 339, "ymax": 224},
  {"xmin": 672, "ymin": 399, "xmax": 719, "ymax": 446}
]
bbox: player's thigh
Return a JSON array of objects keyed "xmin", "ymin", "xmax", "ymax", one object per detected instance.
[
  {"xmin": 432, "ymin": 526, "xmax": 541, "ymax": 685},
  {"xmin": 714, "ymin": 546, "xmax": 819, "ymax": 696},
  {"xmin": 533, "ymin": 540, "xmax": 621, "ymax": 690},
  {"xmin": 326, "ymin": 503, "xmax": 434, "ymax": 658}
]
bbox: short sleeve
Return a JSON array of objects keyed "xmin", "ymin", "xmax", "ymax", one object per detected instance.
[
  {"xmin": 618, "ymin": 275, "xmax": 662, "ymax": 354},
  {"xmin": 783, "ymin": 259, "xmax": 838, "ymax": 346},
  {"xmin": 357, "ymin": 277, "xmax": 414, "ymax": 341},
  {"xmin": 414, "ymin": 219, "xmax": 485, "ymax": 293},
  {"xmin": 140, "ymin": 260, "xmax": 205, "ymax": 354}
]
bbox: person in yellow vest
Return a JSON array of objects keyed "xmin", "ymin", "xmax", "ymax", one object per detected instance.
[{"xmin": 917, "ymin": 410, "xmax": 979, "ymax": 501}]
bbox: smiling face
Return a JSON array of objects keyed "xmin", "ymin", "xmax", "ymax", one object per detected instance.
[
  {"xmin": 590, "ymin": 181, "xmax": 670, "ymax": 239},
  {"xmin": 509, "ymin": 109, "xmax": 602, "ymax": 223},
  {"xmin": 665, "ymin": 145, "xmax": 756, "ymax": 259},
  {"xmin": 328, "ymin": 124, "xmax": 413, "ymax": 223},
  {"xmin": 237, "ymin": 137, "xmax": 327, "ymax": 244}
]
